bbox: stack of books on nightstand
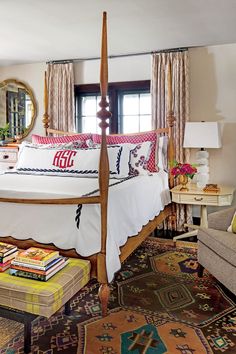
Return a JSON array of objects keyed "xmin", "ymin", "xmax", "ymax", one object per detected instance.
[
  {"xmin": 10, "ymin": 247, "xmax": 68, "ymax": 281},
  {"xmin": 0, "ymin": 242, "xmax": 18, "ymax": 272}
]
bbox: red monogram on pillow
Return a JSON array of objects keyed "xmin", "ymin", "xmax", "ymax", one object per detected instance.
[{"xmin": 53, "ymin": 150, "xmax": 77, "ymax": 168}]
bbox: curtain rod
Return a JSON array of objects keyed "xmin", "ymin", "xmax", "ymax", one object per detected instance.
[{"xmin": 46, "ymin": 47, "xmax": 188, "ymax": 64}]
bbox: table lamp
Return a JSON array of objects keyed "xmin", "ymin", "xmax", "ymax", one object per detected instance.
[{"xmin": 183, "ymin": 122, "xmax": 222, "ymax": 188}]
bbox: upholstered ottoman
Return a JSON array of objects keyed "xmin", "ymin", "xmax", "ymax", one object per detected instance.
[{"xmin": 0, "ymin": 258, "xmax": 90, "ymax": 353}]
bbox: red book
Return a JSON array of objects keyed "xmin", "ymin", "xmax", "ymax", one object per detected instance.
[{"xmin": 0, "ymin": 259, "xmax": 11, "ymax": 272}]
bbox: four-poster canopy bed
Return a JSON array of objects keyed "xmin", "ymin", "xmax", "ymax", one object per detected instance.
[{"xmin": 0, "ymin": 12, "xmax": 175, "ymax": 316}]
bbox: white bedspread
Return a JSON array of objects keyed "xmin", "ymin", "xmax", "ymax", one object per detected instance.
[{"xmin": 0, "ymin": 170, "xmax": 170, "ymax": 282}]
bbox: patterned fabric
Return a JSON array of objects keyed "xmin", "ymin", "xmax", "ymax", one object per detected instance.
[
  {"xmin": 15, "ymin": 144, "xmax": 130, "ymax": 178},
  {"xmin": 151, "ymin": 51, "xmax": 191, "ymax": 230},
  {"xmin": 32, "ymin": 133, "xmax": 92, "ymax": 148},
  {"xmin": 21, "ymin": 140, "xmax": 85, "ymax": 150},
  {"xmin": 227, "ymin": 212, "xmax": 236, "ymax": 233},
  {"xmin": 47, "ymin": 62, "xmax": 75, "ymax": 132},
  {"xmin": 1, "ymin": 238, "xmax": 236, "ymax": 353},
  {"xmin": 0, "ymin": 258, "xmax": 90, "ymax": 318},
  {"xmin": 77, "ymin": 239, "xmax": 236, "ymax": 354},
  {"xmin": 92, "ymin": 131, "xmax": 158, "ymax": 172}
]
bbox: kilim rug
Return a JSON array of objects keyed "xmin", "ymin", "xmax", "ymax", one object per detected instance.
[{"xmin": 0, "ymin": 238, "xmax": 236, "ymax": 353}]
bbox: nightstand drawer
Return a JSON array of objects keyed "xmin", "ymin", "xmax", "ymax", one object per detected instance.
[
  {"xmin": 175, "ymin": 193, "xmax": 218, "ymax": 205},
  {"xmin": 0, "ymin": 150, "xmax": 18, "ymax": 162},
  {"xmin": 172, "ymin": 191, "xmax": 233, "ymax": 206},
  {"xmin": 0, "ymin": 162, "xmax": 16, "ymax": 171}
]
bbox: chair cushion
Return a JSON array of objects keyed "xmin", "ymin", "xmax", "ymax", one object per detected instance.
[
  {"xmin": 198, "ymin": 228, "xmax": 236, "ymax": 267},
  {"xmin": 0, "ymin": 258, "xmax": 90, "ymax": 318}
]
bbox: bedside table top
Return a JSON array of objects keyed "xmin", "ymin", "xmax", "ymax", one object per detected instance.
[
  {"xmin": 171, "ymin": 184, "xmax": 234, "ymax": 207},
  {"xmin": 171, "ymin": 184, "xmax": 235, "ymax": 196},
  {"xmin": 0, "ymin": 143, "xmax": 19, "ymax": 149}
]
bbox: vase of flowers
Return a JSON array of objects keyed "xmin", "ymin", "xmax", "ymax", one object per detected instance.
[{"xmin": 170, "ymin": 161, "xmax": 197, "ymax": 191}]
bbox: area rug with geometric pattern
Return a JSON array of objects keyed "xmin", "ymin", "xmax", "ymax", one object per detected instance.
[{"xmin": 1, "ymin": 238, "xmax": 236, "ymax": 353}]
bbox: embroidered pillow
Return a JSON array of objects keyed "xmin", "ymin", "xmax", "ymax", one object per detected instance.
[
  {"xmin": 227, "ymin": 212, "xmax": 236, "ymax": 233},
  {"xmin": 32, "ymin": 133, "xmax": 92, "ymax": 148},
  {"xmin": 92, "ymin": 131, "xmax": 158, "ymax": 172},
  {"xmin": 15, "ymin": 144, "xmax": 130, "ymax": 178},
  {"xmin": 128, "ymin": 141, "xmax": 153, "ymax": 175},
  {"xmin": 85, "ymin": 140, "xmax": 152, "ymax": 175}
]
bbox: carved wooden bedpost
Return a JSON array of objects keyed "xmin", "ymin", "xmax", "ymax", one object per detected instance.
[
  {"xmin": 43, "ymin": 71, "xmax": 49, "ymax": 136},
  {"xmin": 167, "ymin": 60, "xmax": 177, "ymax": 230},
  {"xmin": 97, "ymin": 12, "xmax": 111, "ymax": 317}
]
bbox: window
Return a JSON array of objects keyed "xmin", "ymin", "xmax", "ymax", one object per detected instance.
[
  {"xmin": 76, "ymin": 94, "xmax": 102, "ymax": 133},
  {"xmin": 75, "ymin": 81, "xmax": 151, "ymax": 134}
]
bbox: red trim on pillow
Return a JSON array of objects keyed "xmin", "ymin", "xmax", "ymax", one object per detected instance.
[
  {"xmin": 92, "ymin": 132, "xmax": 158, "ymax": 172},
  {"xmin": 32, "ymin": 134, "xmax": 92, "ymax": 148}
]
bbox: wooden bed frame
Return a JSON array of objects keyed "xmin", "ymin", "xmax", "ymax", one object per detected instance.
[{"xmin": 0, "ymin": 12, "xmax": 175, "ymax": 316}]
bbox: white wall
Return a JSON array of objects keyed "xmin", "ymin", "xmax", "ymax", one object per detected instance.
[
  {"xmin": 0, "ymin": 44, "xmax": 235, "ymax": 212},
  {"xmin": 74, "ymin": 54, "xmax": 151, "ymax": 84},
  {"xmin": 189, "ymin": 44, "xmax": 236, "ymax": 213}
]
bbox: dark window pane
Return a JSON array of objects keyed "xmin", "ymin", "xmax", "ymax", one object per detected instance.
[{"xmin": 75, "ymin": 81, "xmax": 150, "ymax": 134}]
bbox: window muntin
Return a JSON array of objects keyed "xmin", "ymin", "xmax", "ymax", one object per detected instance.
[
  {"xmin": 77, "ymin": 94, "xmax": 102, "ymax": 133},
  {"xmin": 75, "ymin": 81, "xmax": 150, "ymax": 134},
  {"xmin": 119, "ymin": 92, "xmax": 151, "ymax": 134}
]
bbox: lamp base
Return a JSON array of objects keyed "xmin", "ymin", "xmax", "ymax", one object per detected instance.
[
  {"xmin": 196, "ymin": 149, "xmax": 209, "ymax": 189},
  {"xmin": 197, "ymin": 173, "xmax": 209, "ymax": 189}
]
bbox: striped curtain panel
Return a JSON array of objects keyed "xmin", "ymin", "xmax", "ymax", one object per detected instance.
[
  {"xmin": 151, "ymin": 51, "xmax": 192, "ymax": 230},
  {"xmin": 47, "ymin": 62, "xmax": 75, "ymax": 132}
]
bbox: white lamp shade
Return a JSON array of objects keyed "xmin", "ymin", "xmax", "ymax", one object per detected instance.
[{"xmin": 183, "ymin": 122, "xmax": 222, "ymax": 148}]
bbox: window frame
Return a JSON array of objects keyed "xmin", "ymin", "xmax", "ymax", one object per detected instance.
[{"xmin": 74, "ymin": 80, "xmax": 150, "ymax": 134}]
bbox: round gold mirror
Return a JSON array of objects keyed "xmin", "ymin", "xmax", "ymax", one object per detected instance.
[{"xmin": 0, "ymin": 79, "xmax": 36, "ymax": 141}]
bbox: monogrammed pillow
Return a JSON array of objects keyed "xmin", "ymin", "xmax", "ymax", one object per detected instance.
[{"xmin": 15, "ymin": 144, "xmax": 130, "ymax": 178}]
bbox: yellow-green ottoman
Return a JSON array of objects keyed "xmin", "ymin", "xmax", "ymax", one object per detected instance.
[{"xmin": 0, "ymin": 258, "xmax": 90, "ymax": 353}]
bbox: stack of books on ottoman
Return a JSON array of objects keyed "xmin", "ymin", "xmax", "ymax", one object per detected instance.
[
  {"xmin": 10, "ymin": 247, "xmax": 69, "ymax": 281},
  {"xmin": 0, "ymin": 242, "xmax": 18, "ymax": 271}
]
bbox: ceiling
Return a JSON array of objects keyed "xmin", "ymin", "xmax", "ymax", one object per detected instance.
[{"xmin": 0, "ymin": 0, "xmax": 236, "ymax": 67}]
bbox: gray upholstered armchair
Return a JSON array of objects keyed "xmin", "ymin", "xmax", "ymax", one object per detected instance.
[{"xmin": 198, "ymin": 206, "xmax": 236, "ymax": 295}]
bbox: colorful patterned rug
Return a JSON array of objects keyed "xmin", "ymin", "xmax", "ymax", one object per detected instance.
[{"xmin": 1, "ymin": 238, "xmax": 236, "ymax": 353}]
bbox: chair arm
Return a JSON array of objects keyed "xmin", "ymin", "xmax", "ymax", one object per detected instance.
[{"xmin": 208, "ymin": 207, "xmax": 236, "ymax": 231}]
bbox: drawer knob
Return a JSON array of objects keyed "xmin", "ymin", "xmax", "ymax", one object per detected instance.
[
  {"xmin": 8, "ymin": 166, "xmax": 14, "ymax": 170},
  {"xmin": 3, "ymin": 155, "xmax": 9, "ymax": 159},
  {"xmin": 194, "ymin": 197, "xmax": 203, "ymax": 201}
]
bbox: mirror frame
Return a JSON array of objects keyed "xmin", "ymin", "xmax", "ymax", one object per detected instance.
[{"xmin": 0, "ymin": 78, "xmax": 37, "ymax": 141}]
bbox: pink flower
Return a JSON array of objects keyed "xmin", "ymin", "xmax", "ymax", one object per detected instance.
[{"xmin": 170, "ymin": 162, "xmax": 197, "ymax": 179}]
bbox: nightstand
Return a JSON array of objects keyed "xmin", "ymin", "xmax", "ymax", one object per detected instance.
[
  {"xmin": 171, "ymin": 184, "xmax": 235, "ymax": 241},
  {"xmin": 0, "ymin": 145, "xmax": 19, "ymax": 172}
]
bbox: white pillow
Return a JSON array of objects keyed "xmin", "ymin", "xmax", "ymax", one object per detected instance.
[
  {"xmin": 15, "ymin": 144, "xmax": 130, "ymax": 178},
  {"xmin": 128, "ymin": 141, "xmax": 153, "ymax": 175}
]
